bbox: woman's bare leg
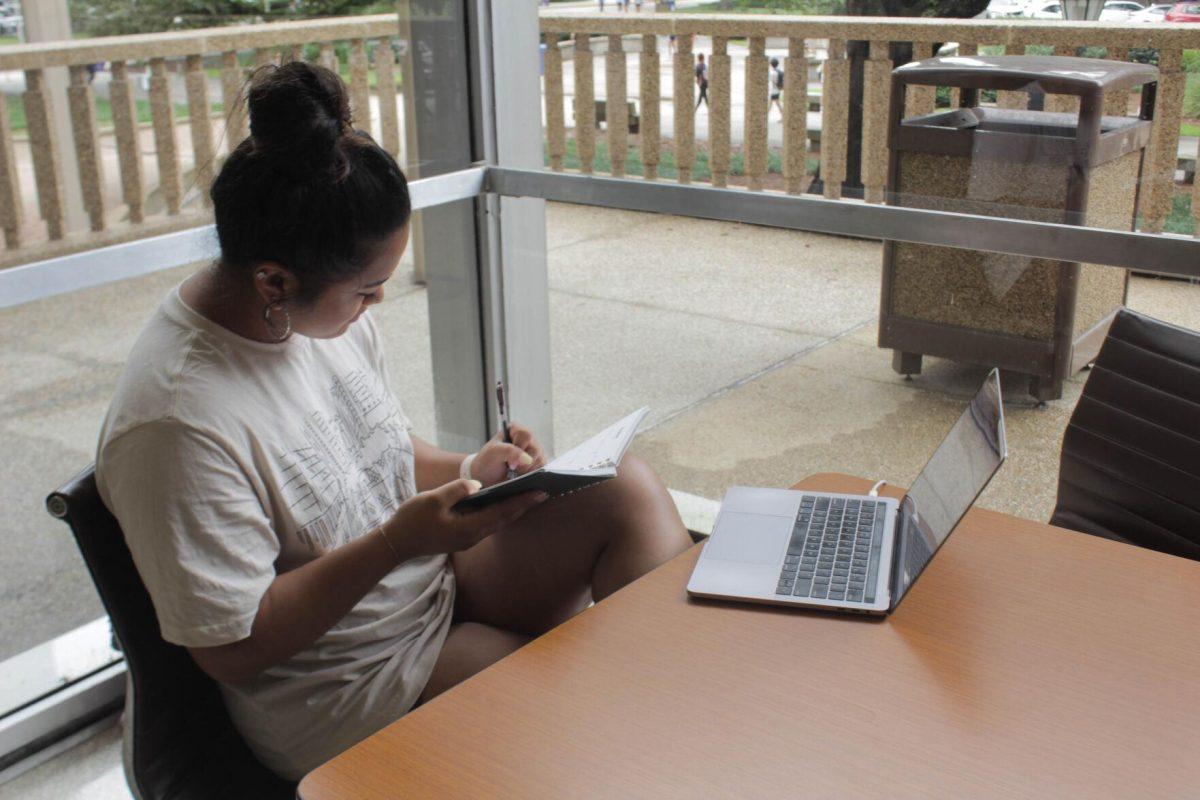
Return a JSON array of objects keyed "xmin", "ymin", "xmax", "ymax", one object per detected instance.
[
  {"xmin": 450, "ymin": 453, "xmax": 692, "ymax": 637},
  {"xmin": 418, "ymin": 621, "xmax": 530, "ymax": 704}
]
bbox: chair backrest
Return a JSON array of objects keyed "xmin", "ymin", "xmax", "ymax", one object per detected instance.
[
  {"xmin": 1050, "ymin": 308, "xmax": 1200, "ymax": 562},
  {"xmin": 47, "ymin": 466, "xmax": 295, "ymax": 800}
]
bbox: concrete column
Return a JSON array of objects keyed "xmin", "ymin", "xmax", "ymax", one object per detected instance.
[{"xmin": 22, "ymin": 0, "xmax": 87, "ymax": 234}]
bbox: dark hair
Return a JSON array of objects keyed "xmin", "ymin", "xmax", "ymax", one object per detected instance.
[
  {"xmin": 770, "ymin": 57, "xmax": 779, "ymax": 67},
  {"xmin": 210, "ymin": 62, "xmax": 411, "ymax": 305}
]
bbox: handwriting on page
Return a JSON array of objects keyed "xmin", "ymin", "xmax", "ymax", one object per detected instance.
[{"xmin": 551, "ymin": 408, "xmax": 649, "ymax": 472}]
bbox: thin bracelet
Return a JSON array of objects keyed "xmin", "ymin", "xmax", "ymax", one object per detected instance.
[
  {"xmin": 375, "ymin": 525, "xmax": 402, "ymax": 565},
  {"xmin": 459, "ymin": 453, "xmax": 476, "ymax": 481}
]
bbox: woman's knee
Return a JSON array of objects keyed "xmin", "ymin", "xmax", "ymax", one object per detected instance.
[{"xmin": 611, "ymin": 453, "xmax": 671, "ymax": 510}]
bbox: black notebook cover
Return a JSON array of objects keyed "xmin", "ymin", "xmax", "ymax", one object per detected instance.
[{"xmin": 452, "ymin": 469, "xmax": 613, "ymax": 512}]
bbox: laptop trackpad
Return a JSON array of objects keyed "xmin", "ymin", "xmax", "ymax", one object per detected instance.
[{"xmin": 705, "ymin": 512, "xmax": 791, "ymax": 565}]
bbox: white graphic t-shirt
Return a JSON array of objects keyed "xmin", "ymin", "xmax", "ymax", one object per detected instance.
[{"xmin": 96, "ymin": 286, "xmax": 454, "ymax": 780}]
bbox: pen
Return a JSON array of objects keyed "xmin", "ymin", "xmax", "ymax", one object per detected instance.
[{"xmin": 497, "ymin": 380, "xmax": 516, "ymax": 479}]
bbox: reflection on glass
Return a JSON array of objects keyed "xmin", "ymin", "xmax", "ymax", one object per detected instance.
[{"xmin": 892, "ymin": 370, "xmax": 1007, "ymax": 606}]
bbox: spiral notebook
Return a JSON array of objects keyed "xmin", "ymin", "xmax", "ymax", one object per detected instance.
[{"xmin": 453, "ymin": 407, "xmax": 650, "ymax": 511}]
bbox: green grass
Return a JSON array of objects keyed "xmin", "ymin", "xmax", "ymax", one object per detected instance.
[
  {"xmin": 5, "ymin": 94, "xmax": 196, "ymax": 134},
  {"xmin": 0, "ymin": 35, "xmax": 18, "ymax": 46},
  {"xmin": 1164, "ymin": 192, "xmax": 1196, "ymax": 237},
  {"xmin": 548, "ymin": 136, "xmax": 818, "ymax": 182},
  {"xmin": 1182, "ymin": 123, "xmax": 1200, "ymax": 138}
]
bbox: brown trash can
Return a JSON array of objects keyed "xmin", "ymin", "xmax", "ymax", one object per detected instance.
[{"xmin": 878, "ymin": 56, "xmax": 1158, "ymax": 401}]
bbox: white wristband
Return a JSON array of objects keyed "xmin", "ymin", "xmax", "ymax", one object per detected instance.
[{"xmin": 459, "ymin": 453, "xmax": 476, "ymax": 481}]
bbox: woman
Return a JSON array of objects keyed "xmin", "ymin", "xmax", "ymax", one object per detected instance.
[{"xmin": 96, "ymin": 62, "xmax": 691, "ymax": 781}]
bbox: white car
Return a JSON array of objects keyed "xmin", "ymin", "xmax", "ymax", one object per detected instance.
[
  {"xmin": 1026, "ymin": 1, "xmax": 1064, "ymax": 18},
  {"xmin": 1099, "ymin": 0, "xmax": 1144, "ymax": 19},
  {"xmin": 984, "ymin": 0, "xmax": 1028, "ymax": 16},
  {"xmin": 1131, "ymin": 2, "xmax": 1172, "ymax": 20}
]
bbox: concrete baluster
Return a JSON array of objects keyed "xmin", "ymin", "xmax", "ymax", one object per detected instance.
[
  {"xmin": 109, "ymin": 60, "xmax": 143, "ymax": 224},
  {"xmin": 374, "ymin": 38, "xmax": 401, "ymax": 158},
  {"xmin": 319, "ymin": 43, "xmax": 339, "ymax": 73},
  {"xmin": 0, "ymin": 93, "xmax": 21, "ymax": 248},
  {"xmin": 906, "ymin": 43, "xmax": 936, "ymax": 117},
  {"xmin": 639, "ymin": 34, "xmax": 660, "ymax": 181},
  {"xmin": 1192, "ymin": 138, "xmax": 1200, "ymax": 238},
  {"xmin": 22, "ymin": 69, "xmax": 66, "ymax": 240},
  {"xmin": 67, "ymin": 65, "xmax": 105, "ymax": 232},
  {"xmin": 221, "ymin": 51, "xmax": 248, "ymax": 148},
  {"xmin": 783, "ymin": 36, "xmax": 807, "ymax": 195},
  {"xmin": 349, "ymin": 39, "xmax": 371, "ymax": 134},
  {"xmin": 949, "ymin": 42, "xmax": 978, "ymax": 108},
  {"xmin": 606, "ymin": 35, "xmax": 629, "ymax": 177},
  {"xmin": 1047, "ymin": 44, "xmax": 1079, "ymax": 114},
  {"xmin": 1143, "ymin": 48, "xmax": 1185, "ymax": 234},
  {"xmin": 253, "ymin": 47, "xmax": 275, "ymax": 70},
  {"xmin": 149, "ymin": 58, "xmax": 182, "ymax": 216},
  {"xmin": 185, "ymin": 55, "xmax": 215, "ymax": 207},
  {"xmin": 744, "ymin": 36, "xmax": 768, "ymax": 192},
  {"xmin": 545, "ymin": 36, "xmax": 567, "ymax": 172},
  {"xmin": 710, "ymin": 36, "xmax": 731, "ymax": 188},
  {"xmin": 860, "ymin": 40, "xmax": 893, "ymax": 204},
  {"xmin": 673, "ymin": 33, "xmax": 695, "ymax": 184},
  {"xmin": 574, "ymin": 33, "xmax": 597, "ymax": 175},
  {"xmin": 1104, "ymin": 47, "xmax": 1129, "ymax": 117},
  {"xmin": 820, "ymin": 40, "xmax": 849, "ymax": 200},
  {"xmin": 996, "ymin": 40, "xmax": 1027, "ymax": 110}
]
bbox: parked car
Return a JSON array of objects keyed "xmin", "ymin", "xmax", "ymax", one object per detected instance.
[
  {"xmin": 984, "ymin": 0, "xmax": 1028, "ymax": 17},
  {"xmin": 1027, "ymin": 1, "xmax": 1064, "ymax": 18},
  {"xmin": 0, "ymin": 8, "xmax": 20, "ymax": 36},
  {"xmin": 1164, "ymin": 1, "xmax": 1200, "ymax": 18},
  {"xmin": 1099, "ymin": 0, "xmax": 1145, "ymax": 17},
  {"xmin": 1131, "ymin": 3, "xmax": 1174, "ymax": 19}
]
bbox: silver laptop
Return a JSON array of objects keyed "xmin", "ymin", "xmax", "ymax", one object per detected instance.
[{"xmin": 687, "ymin": 369, "xmax": 1006, "ymax": 616}]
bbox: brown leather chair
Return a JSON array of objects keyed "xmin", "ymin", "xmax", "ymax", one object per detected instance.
[
  {"xmin": 47, "ymin": 466, "xmax": 296, "ymax": 800},
  {"xmin": 1050, "ymin": 308, "xmax": 1200, "ymax": 562}
]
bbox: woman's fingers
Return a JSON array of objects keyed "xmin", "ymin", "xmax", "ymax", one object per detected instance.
[
  {"xmin": 505, "ymin": 445, "xmax": 535, "ymax": 471},
  {"xmin": 507, "ymin": 422, "xmax": 545, "ymax": 463}
]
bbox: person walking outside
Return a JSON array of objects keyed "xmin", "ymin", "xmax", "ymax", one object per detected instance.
[
  {"xmin": 695, "ymin": 53, "xmax": 709, "ymax": 110},
  {"xmin": 769, "ymin": 57, "xmax": 785, "ymax": 119}
]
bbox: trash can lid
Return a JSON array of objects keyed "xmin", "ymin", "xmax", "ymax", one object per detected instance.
[{"xmin": 894, "ymin": 55, "xmax": 1157, "ymax": 96}]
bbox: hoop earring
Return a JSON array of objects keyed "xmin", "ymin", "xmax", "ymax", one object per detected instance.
[{"xmin": 263, "ymin": 301, "xmax": 292, "ymax": 341}]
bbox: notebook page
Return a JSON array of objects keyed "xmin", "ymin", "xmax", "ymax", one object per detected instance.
[{"xmin": 550, "ymin": 407, "xmax": 650, "ymax": 472}]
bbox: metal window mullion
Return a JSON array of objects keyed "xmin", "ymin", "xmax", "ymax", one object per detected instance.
[{"xmin": 484, "ymin": 1, "xmax": 555, "ymax": 453}]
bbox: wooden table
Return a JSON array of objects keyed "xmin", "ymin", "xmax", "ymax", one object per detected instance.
[{"xmin": 299, "ymin": 473, "xmax": 1200, "ymax": 799}]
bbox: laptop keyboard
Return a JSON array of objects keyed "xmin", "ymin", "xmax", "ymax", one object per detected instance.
[{"xmin": 775, "ymin": 496, "xmax": 885, "ymax": 604}]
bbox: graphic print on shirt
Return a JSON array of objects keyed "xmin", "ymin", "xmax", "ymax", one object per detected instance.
[{"xmin": 277, "ymin": 367, "xmax": 414, "ymax": 553}]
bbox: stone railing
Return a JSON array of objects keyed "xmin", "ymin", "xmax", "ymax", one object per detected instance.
[
  {"xmin": 540, "ymin": 12, "xmax": 1200, "ymax": 236},
  {"xmin": 0, "ymin": 13, "xmax": 412, "ymax": 268}
]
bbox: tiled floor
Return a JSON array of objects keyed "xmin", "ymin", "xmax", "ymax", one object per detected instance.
[{"xmin": 4, "ymin": 202, "xmax": 1198, "ymax": 795}]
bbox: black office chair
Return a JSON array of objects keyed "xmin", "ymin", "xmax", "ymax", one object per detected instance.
[
  {"xmin": 1050, "ymin": 308, "xmax": 1200, "ymax": 562},
  {"xmin": 47, "ymin": 466, "xmax": 296, "ymax": 800}
]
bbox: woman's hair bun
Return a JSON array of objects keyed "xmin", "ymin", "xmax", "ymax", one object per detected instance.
[{"xmin": 247, "ymin": 61, "xmax": 352, "ymax": 178}]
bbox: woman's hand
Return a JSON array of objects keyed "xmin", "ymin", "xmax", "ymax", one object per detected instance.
[
  {"xmin": 468, "ymin": 423, "xmax": 548, "ymax": 487},
  {"xmin": 383, "ymin": 479, "xmax": 547, "ymax": 559}
]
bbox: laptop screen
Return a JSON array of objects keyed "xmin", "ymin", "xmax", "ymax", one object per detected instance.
[{"xmin": 891, "ymin": 369, "xmax": 1007, "ymax": 609}]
